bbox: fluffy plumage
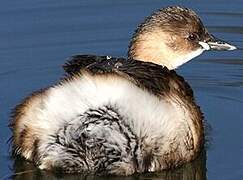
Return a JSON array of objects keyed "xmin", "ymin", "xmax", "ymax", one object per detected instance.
[
  {"xmin": 9, "ymin": 4, "xmax": 237, "ymax": 176},
  {"xmin": 10, "ymin": 55, "xmax": 204, "ymax": 175}
]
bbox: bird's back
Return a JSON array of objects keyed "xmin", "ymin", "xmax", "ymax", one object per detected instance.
[{"xmin": 10, "ymin": 55, "xmax": 204, "ymax": 175}]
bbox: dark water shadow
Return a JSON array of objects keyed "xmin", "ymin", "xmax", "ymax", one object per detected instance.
[
  {"xmin": 208, "ymin": 26, "xmax": 243, "ymax": 34},
  {"xmin": 4, "ymin": 151, "xmax": 206, "ymax": 180}
]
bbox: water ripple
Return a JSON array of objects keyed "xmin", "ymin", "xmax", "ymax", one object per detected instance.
[{"xmin": 209, "ymin": 26, "xmax": 243, "ymax": 34}]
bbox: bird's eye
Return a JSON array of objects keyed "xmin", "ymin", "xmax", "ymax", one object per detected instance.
[{"xmin": 188, "ymin": 33, "xmax": 199, "ymax": 41}]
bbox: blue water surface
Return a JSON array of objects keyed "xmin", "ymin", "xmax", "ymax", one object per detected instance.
[{"xmin": 0, "ymin": 1, "xmax": 243, "ymax": 179}]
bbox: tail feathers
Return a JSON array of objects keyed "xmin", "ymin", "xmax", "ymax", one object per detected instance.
[{"xmin": 37, "ymin": 105, "xmax": 138, "ymax": 175}]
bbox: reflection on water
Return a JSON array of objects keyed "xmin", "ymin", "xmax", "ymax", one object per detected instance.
[
  {"xmin": 1, "ymin": 0, "xmax": 243, "ymax": 180},
  {"xmin": 10, "ymin": 151, "xmax": 206, "ymax": 180}
]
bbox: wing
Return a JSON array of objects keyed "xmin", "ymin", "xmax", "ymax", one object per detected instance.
[
  {"xmin": 63, "ymin": 55, "xmax": 113, "ymax": 75},
  {"xmin": 63, "ymin": 54, "xmax": 193, "ymax": 98}
]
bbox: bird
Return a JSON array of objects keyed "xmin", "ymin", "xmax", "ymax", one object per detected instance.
[{"xmin": 10, "ymin": 6, "xmax": 236, "ymax": 176}]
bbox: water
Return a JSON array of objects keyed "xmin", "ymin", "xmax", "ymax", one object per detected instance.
[{"xmin": 0, "ymin": 1, "xmax": 242, "ymax": 179}]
